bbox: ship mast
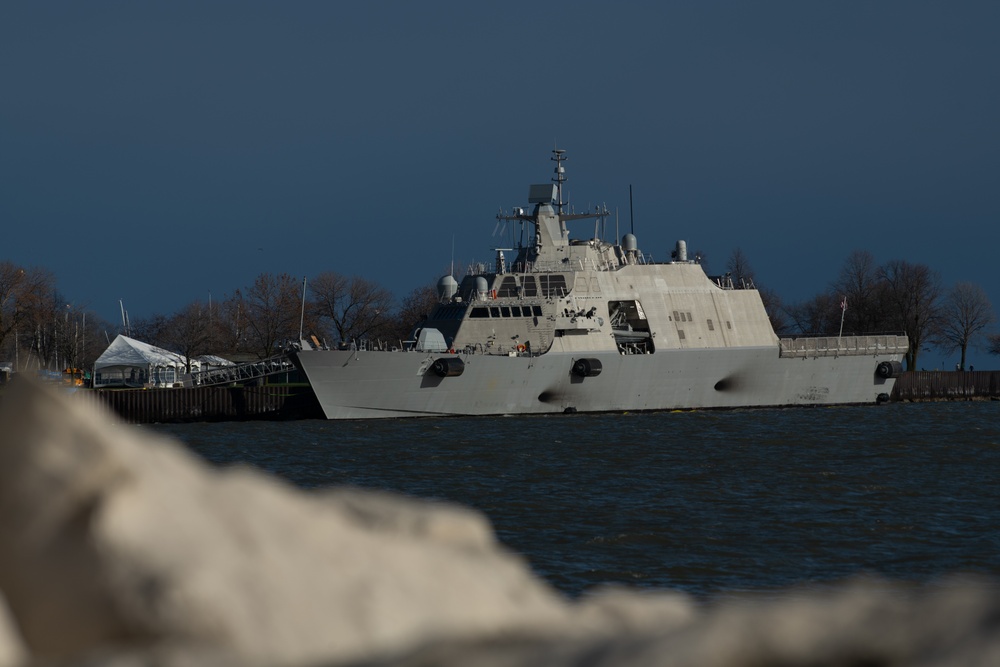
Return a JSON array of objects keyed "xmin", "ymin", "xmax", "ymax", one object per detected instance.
[{"xmin": 551, "ymin": 148, "xmax": 567, "ymax": 216}]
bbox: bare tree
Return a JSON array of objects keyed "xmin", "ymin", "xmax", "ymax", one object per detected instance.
[
  {"xmin": 162, "ymin": 300, "xmax": 223, "ymax": 373},
  {"xmin": 15, "ymin": 278, "xmax": 75, "ymax": 372},
  {"xmin": 758, "ymin": 287, "xmax": 791, "ymax": 335},
  {"xmin": 0, "ymin": 263, "xmax": 130, "ymax": 374},
  {"xmin": 989, "ymin": 333, "xmax": 1000, "ymax": 356},
  {"xmin": 784, "ymin": 292, "xmax": 842, "ymax": 335},
  {"xmin": 74, "ymin": 310, "xmax": 112, "ymax": 374},
  {"xmin": 0, "ymin": 262, "xmax": 26, "ymax": 355},
  {"xmin": 936, "ymin": 282, "xmax": 995, "ymax": 370},
  {"xmin": 831, "ymin": 250, "xmax": 886, "ymax": 334},
  {"xmin": 726, "ymin": 247, "xmax": 755, "ymax": 287},
  {"xmin": 877, "ymin": 260, "xmax": 941, "ymax": 370},
  {"xmin": 52, "ymin": 303, "xmax": 95, "ymax": 371},
  {"xmin": 0, "ymin": 261, "xmax": 65, "ymax": 370},
  {"xmin": 214, "ymin": 295, "xmax": 248, "ymax": 356},
  {"xmin": 377, "ymin": 284, "xmax": 440, "ymax": 343},
  {"xmin": 129, "ymin": 313, "xmax": 170, "ymax": 347},
  {"xmin": 0, "ymin": 263, "xmax": 55, "ymax": 364},
  {"xmin": 309, "ymin": 271, "xmax": 395, "ymax": 345},
  {"xmin": 230, "ymin": 273, "xmax": 304, "ymax": 358}
]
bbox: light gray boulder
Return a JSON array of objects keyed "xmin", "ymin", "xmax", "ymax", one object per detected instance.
[
  {"xmin": 0, "ymin": 592, "xmax": 26, "ymax": 667},
  {"xmin": 0, "ymin": 379, "xmax": 572, "ymax": 666},
  {"xmin": 1, "ymin": 378, "xmax": 998, "ymax": 667},
  {"xmin": 353, "ymin": 578, "xmax": 1000, "ymax": 667}
]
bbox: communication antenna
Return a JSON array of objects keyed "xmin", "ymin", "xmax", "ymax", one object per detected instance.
[{"xmin": 629, "ymin": 185, "xmax": 635, "ymax": 235}]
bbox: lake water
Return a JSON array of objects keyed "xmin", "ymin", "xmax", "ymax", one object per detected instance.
[{"xmin": 151, "ymin": 401, "xmax": 1000, "ymax": 598}]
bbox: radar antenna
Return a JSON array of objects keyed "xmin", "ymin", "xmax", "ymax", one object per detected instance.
[{"xmin": 551, "ymin": 148, "xmax": 567, "ymax": 215}]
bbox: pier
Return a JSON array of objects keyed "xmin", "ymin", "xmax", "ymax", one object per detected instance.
[
  {"xmin": 82, "ymin": 385, "xmax": 323, "ymax": 424},
  {"xmin": 892, "ymin": 371, "xmax": 1000, "ymax": 402}
]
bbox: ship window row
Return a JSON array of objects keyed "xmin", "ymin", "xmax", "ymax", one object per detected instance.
[
  {"xmin": 539, "ymin": 274, "xmax": 568, "ymax": 297},
  {"xmin": 469, "ymin": 305, "xmax": 544, "ymax": 319},
  {"xmin": 432, "ymin": 305, "xmax": 468, "ymax": 320},
  {"xmin": 494, "ymin": 275, "xmax": 567, "ymax": 298},
  {"xmin": 498, "ymin": 277, "xmax": 519, "ymax": 298}
]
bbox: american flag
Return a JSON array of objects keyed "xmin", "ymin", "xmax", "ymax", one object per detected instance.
[{"xmin": 841, "ymin": 297, "xmax": 848, "ymax": 311}]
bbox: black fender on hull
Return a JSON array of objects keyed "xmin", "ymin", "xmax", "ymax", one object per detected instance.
[
  {"xmin": 875, "ymin": 360, "xmax": 903, "ymax": 379},
  {"xmin": 571, "ymin": 358, "xmax": 603, "ymax": 378},
  {"xmin": 431, "ymin": 357, "xmax": 465, "ymax": 378}
]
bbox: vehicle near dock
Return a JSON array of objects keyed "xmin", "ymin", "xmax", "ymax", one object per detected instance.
[{"xmin": 290, "ymin": 150, "xmax": 908, "ymax": 419}]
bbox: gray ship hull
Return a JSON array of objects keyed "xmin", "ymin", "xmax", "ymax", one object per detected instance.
[
  {"xmin": 291, "ymin": 149, "xmax": 909, "ymax": 419},
  {"xmin": 291, "ymin": 346, "xmax": 902, "ymax": 419}
]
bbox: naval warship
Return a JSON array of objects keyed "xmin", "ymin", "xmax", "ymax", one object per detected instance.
[{"xmin": 290, "ymin": 150, "xmax": 909, "ymax": 419}]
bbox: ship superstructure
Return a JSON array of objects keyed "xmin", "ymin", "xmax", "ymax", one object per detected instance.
[{"xmin": 290, "ymin": 150, "xmax": 908, "ymax": 419}]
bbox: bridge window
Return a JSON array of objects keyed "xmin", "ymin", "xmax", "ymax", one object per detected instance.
[
  {"xmin": 433, "ymin": 305, "xmax": 467, "ymax": 320},
  {"xmin": 539, "ymin": 274, "xmax": 567, "ymax": 298},
  {"xmin": 522, "ymin": 277, "xmax": 538, "ymax": 297},
  {"xmin": 498, "ymin": 276, "xmax": 518, "ymax": 297},
  {"xmin": 470, "ymin": 307, "xmax": 489, "ymax": 318}
]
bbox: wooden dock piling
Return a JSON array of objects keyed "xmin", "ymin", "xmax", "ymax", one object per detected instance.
[
  {"xmin": 892, "ymin": 371, "xmax": 1000, "ymax": 401},
  {"xmin": 83, "ymin": 385, "xmax": 324, "ymax": 424}
]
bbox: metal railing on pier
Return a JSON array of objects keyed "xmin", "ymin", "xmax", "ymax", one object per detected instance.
[{"xmin": 190, "ymin": 354, "xmax": 293, "ymax": 387}]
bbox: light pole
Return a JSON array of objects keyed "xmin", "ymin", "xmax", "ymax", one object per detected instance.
[{"xmin": 65, "ymin": 304, "xmax": 71, "ymax": 370}]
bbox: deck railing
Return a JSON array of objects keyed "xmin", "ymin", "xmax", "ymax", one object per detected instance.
[
  {"xmin": 779, "ymin": 334, "xmax": 910, "ymax": 358},
  {"xmin": 190, "ymin": 354, "xmax": 293, "ymax": 387}
]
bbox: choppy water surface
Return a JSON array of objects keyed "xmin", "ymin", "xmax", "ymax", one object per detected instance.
[{"xmin": 152, "ymin": 402, "xmax": 1000, "ymax": 597}]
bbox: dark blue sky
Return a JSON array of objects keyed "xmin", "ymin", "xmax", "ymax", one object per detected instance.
[{"xmin": 3, "ymin": 2, "xmax": 998, "ymax": 368}]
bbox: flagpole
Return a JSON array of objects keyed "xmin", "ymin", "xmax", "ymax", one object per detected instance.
[
  {"xmin": 837, "ymin": 297, "xmax": 847, "ymax": 349},
  {"xmin": 298, "ymin": 276, "xmax": 307, "ymax": 343}
]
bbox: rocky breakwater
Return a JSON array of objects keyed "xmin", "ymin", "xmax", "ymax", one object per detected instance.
[{"xmin": 0, "ymin": 378, "xmax": 997, "ymax": 667}]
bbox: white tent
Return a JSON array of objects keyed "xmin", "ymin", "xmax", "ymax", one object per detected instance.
[
  {"xmin": 93, "ymin": 335, "xmax": 201, "ymax": 388},
  {"xmin": 195, "ymin": 354, "xmax": 235, "ymax": 371}
]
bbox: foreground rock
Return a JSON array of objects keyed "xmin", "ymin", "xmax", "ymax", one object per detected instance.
[
  {"xmin": 0, "ymin": 379, "xmax": 575, "ymax": 665},
  {"xmin": 0, "ymin": 379, "xmax": 997, "ymax": 667}
]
